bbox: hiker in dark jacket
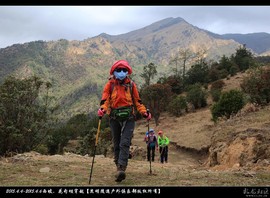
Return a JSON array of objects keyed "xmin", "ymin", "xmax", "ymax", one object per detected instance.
[
  {"xmin": 144, "ymin": 128, "xmax": 158, "ymax": 162},
  {"xmin": 157, "ymin": 130, "xmax": 170, "ymax": 163},
  {"xmin": 97, "ymin": 60, "xmax": 151, "ymax": 182}
]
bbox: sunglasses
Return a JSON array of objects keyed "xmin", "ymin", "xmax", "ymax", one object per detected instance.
[{"xmin": 115, "ymin": 68, "xmax": 128, "ymax": 73}]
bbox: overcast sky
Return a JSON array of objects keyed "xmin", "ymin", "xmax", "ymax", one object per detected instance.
[{"xmin": 0, "ymin": 6, "xmax": 270, "ymax": 49}]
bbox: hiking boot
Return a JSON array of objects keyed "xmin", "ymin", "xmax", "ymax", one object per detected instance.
[{"xmin": 115, "ymin": 165, "xmax": 126, "ymax": 182}]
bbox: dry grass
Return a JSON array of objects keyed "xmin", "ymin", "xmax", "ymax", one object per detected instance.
[{"xmin": 1, "ymin": 152, "xmax": 269, "ymax": 186}]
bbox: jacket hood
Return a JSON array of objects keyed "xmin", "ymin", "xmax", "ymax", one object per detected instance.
[{"xmin": 110, "ymin": 60, "xmax": 132, "ymax": 75}]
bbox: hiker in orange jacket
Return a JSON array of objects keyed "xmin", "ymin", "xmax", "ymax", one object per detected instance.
[{"xmin": 97, "ymin": 60, "xmax": 151, "ymax": 182}]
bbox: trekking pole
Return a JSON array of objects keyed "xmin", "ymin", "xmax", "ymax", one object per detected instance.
[
  {"xmin": 147, "ymin": 109, "xmax": 152, "ymax": 175},
  {"xmin": 88, "ymin": 117, "xmax": 102, "ymax": 185}
]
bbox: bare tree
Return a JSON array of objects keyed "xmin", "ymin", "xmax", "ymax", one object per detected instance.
[
  {"xmin": 169, "ymin": 50, "xmax": 181, "ymax": 77},
  {"xmin": 169, "ymin": 48, "xmax": 194, "ymax": 78},
  {"xmin": 194, "ymin": 47, "xmax": 208, "ymax": 65},
  {"xmin": 179, "ymin": 48, "xmax": 194, "ymax": 78}
]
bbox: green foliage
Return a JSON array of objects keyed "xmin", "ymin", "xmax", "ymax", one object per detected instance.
[
  {"xmin": 65, "ymin": 113, "xmax": 92, "ymax": 138},
  {"xmin": 44, "ymin": 111, "xmax": 110, "ymax": 155},
  {"xmin": 78, "ymin": 129, "xmax": 94, "ymax": 156},
  {"xmin": 0, "ymin": 41, "xmax": 47, "ymax": 81},
  {"xmin": 210, "ymin": 80, "xmax": 225, "ymax": 102},
  {"xmin": 141, "ymin": 83, "xmax": 172, "ymax": 125},
  {"xmin": 208, "ymin": 46, "xmax": 257, "ymax": 84},
  {"xmin": 211, "ymin": 79, "xmax": 225, "ymax": 90},
  {"xmin": 185, "ymin": 62, "xmax": 210, "ymax": 86},
  {"xmin": 241, "ymin": 67, "xmax": 270, "ymax": 105},
  {"xmin": 0, "ymin": 75, "xmax": 54, "ymax": 156},
  {"xmin": 211, "ymin": 89, "xmax": 245, "ymax": 122},
  {"xmin": 78, "ymin": 127, "xmax": 111, "ymax": 156},
  {"xmin": 0, "ymin": 39, "xmax": 108, "ymax": 121},
  {"xmin": 219, "ymin": 55, "xmax": 231, "ymax": 71},
  {"xmin": 34, "ymin": 144, "xmax": 48, "ymax": 155},
  {"xmin": 208, "ymin": 64, "xmax": 222, "ymax": 82},
  {"xmin": 232, "ymin": 45, "xmax": 256, "ymax": 71},
  {"xmin": 208, "ymin": 62, "xmax": 229, "ymax": 82},
  {"xmin": 210, "ymin": 89, "xmax": 222, "ymax": 103},
  {"xmin": 167, "ymin": 95, "xmax": 187, "ymax": 117},
  {"xmin": 46, "ymin": 124, "xmax": 74, "ymax": 155},
  {"xmin": 218, "ymin": 55, "xmax": 239, "ymax": 76},
  {"xmin": 140, "ymin": 62, "xmax": 157, "ymax": 87},
  {"xmin": 229, "ymin": 63, "xmax": 239, "ymax": 76},
  {"xmin": 158, "ymin": 75, "xmax": 184, "ymax": 94},
  {"xmin": 186, "ymin": 84, "xmax": 207, "ymax": 109}
]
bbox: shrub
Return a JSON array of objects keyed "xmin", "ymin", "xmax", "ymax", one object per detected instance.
[
  {"xmin": 167, "ymin": 95, "xmax": 187, "ymax": 117},
  {"xmin": 241, "ymin": 67, "xmax": 270, "ymax": 105},
  {"xmin": 186, "ymin": 84, "xmax": 207, "ymax": 109},
  {"xmin": 211, "ymin": 89, "xmax": 245, "ymax": 122},
  {"xmin": 0, "ymin": 76, "xmax": 54, "ymax": 156},
  {"xmin": 211, "ymin": 80, "xmax": 225, "ymax": 90},
  {"xmin": 211, "ymin": 89, "xmax": 222, "ymax": 102},
  {"xmin": 210, "ymin": 80, "xmax": 225, "ymax": 102}
]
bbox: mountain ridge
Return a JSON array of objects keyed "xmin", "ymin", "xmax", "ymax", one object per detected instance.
[
  {"xmin": 221, "ymin": 32, "xmax": 270, "ymax": 54},
  {"xmin": 0, "ymin": 17, "xmax": 269, "ymax": 119}
]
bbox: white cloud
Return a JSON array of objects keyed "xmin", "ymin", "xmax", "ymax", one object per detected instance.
[{"xmin": 0, "ymin": 6, "xmax": 270, "ymax": 48}]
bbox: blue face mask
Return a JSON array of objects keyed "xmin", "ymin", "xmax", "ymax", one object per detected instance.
[{"xmin": 113, "ymin": 70, "xmax": 128, "ymax": 80}]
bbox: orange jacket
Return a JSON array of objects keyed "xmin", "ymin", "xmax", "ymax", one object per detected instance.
[{"xmin": 100, "ymin": 77, "xmax": 147, "ymax": 116}]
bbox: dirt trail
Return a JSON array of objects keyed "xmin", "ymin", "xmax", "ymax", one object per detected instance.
[
  {"xmin": 131, "ymin": 140, "xmax": 202, "ymax": 168},
  {"xmin": 131, "ymin": 107, "xmax": 212, "ymax": 168}
]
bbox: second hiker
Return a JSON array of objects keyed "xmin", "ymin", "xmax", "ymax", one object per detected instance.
[
  {"xmin": 157, "ymin": 130, "xmax": 170, "ymax": 163},
  {"xmin": 144, "ymin": 128, "xmax": 158, "ymax": 162}
]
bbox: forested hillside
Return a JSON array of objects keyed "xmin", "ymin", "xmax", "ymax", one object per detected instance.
[{"xmin": 0, "ymin": 17, "xmax": 243, "ymax": 119}]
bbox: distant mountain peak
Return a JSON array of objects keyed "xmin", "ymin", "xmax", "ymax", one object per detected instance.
[
  {"xmin": 148, "ymin": 17, "xmax": 187, "ymax": 32},
  {"xmin": 152, "ymin": 17, "xmax": 186, "ymax": 24},
  {"xmin": 103, "ymin": 16, "xmax": 189, "ymax": 41}
]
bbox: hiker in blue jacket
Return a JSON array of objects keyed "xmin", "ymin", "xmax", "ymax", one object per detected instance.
[{"xmin": 144, "ymin": 128, "xmax": 158, "ymax": 162}]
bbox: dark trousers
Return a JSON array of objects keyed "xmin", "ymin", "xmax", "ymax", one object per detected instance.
[
  {"xmin": 147, "ymin": 145, "xmax": 156, "ymax": 161},
  {"xmin": 159, "ymin": 146, "xmax": 168, "ymax": 163},
  {"xmin": 110, "ymin": 118, "xmax": 135, "ymax": 167}
]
